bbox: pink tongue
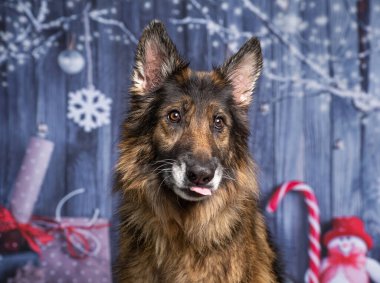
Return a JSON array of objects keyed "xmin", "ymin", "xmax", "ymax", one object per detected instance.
[{"xmin": 190, "ymin": 187, "xmax": 212, "ymax": 196}]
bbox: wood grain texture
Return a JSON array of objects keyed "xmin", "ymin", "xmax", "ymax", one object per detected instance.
[
  {"xmin": 1, "ymin": 1, "xmax": 379, "ymax": 282},
  {"xmin": 362, "ymin": 0, "xmax": 380, "ymax": 260},
  {"xmin": 0, "ymin": 7, "xmax": 8, "ymax": 203},
  {"xmin": 34, "ymin": 1, "xmax": 68, "ymax": 217},
  {"xmin": 328, "ymin": 0, "xmax": 362, "ymax": 217},
  {"xmin": 64, "ymin": 1, "xmax": 99, "ymax": 218},
  {"xmin": 245, "ymin": 0, "xmax": 279, "ymax": 267},
  {"xmin": 269, "ymin": 2, "xmax": 309, "ymax": 281}
]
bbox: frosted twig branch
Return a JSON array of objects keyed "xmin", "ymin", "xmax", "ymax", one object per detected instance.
[
  {"xmin": 170, "ymin": 0, "xmax": 380, "ymax": 112},
  {"xmin": 90, "ymin": 10, "xmax": 138, "ymax": 44},
  {"xmin": 0, "ymin": 0, "xmax": 137, "ymax": 68}
]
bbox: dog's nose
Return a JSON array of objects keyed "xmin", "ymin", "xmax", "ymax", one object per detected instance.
[{"xmin": 186, "ymin": 165, "xmax": 215, "ymax": 186}]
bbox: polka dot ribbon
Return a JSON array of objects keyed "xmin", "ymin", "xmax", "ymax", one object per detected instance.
[
  {"xmin": 0, "ymin": 206, "xmax": 54, "ymax": 255},
  {"xmin": 266, "ymin": 181, "xmax": 321, "ymax": 283}
]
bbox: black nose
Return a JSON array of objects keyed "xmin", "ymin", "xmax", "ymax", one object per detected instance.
[{"xmin": 186, "ymin": 165, "xmax": 215, "ymax": 186}]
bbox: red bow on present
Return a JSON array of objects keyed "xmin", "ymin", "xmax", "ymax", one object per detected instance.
[
  {"xmin": 33, "ymin": 216, "xmax": 110, "ymax": 259},
  {"xmin": 0, "ymin": 206, "xmax": 53, "ymax": 255}
]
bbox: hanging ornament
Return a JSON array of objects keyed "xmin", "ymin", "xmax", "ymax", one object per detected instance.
[
  {"xmin": 67, "ymin": 4, "xmax": 112, "ymax": 132},
  {"xmin": 58, "ymin": 34, "xmax": 85, "ymax": 75},
  {"xmin": 58, "ymin": 49, "xmax": 85, "ymax": 74},
  {"xmin": 67, "ymin": 86, "xmax": 112, "ymax": 132}
]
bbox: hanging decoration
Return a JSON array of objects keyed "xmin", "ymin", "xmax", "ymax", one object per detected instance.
[
  {"xmin": 67, "ymin": 5, "xmax": 112, "ymax": 133},
  {"xmin": 266, "ymin": 180, "xmax": 321, "ymax": 283},
  {"xmin": 57, "ymin": 34, "xmax": 85, "ymax": 75}
]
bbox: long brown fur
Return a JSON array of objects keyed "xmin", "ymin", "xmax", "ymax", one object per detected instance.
[{"xmin": 114, "ymin": 20, "xmax": 282, "ymax": 283}]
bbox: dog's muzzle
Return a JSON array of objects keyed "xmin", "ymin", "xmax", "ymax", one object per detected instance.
[{"xmin": 168, "ymin": 156, "xmax": 223, "ymax": 201}]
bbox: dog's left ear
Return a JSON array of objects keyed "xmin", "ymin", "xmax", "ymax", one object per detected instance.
[
  {"xmin": 218, "ymin": 38, "xmax": 263, "ymax": 108},
  {"xmin": 131, "ymin": 20, "xmax": 187, "ymax": 94}
]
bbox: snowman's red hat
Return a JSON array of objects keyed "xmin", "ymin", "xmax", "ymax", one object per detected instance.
[{"xmin": 323, "ymin": 216, "xmax": 373, "ymax": 249}]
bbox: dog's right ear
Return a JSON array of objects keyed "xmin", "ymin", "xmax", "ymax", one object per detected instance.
[{"xmin": 131, "ymin": 20, "xmax": 186, "ymax": 94}]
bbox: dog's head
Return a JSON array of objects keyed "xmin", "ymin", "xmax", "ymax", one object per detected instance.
[{"xmin": 123, "ymin": 21, "xmax": 262, "ymax": 202}]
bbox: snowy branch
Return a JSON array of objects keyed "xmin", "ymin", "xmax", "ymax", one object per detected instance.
[
  {"xmin": 89, "ymin": 9, "xmax": 138, "ymax": 44},
  {"xmin": 170, "ymin": 0, "xmax": 380, "ymax": 113},
  {"xmin": 265, "ymin": 72, "xmax": 380, "ymax": 112},
  {"xmin": 0, "ymin": 0, "xmax": 137, "ymax": 68}
]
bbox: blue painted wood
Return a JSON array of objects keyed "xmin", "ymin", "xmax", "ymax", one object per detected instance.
[
  {"xmin": 328, "ymin": 0, "xmax": 363, "ymax": 217},
  {"xmin": 0, "ymin": 8, "xmax": 8, "ymax": 203},
  {"xmin": 1, "ymin": 1, "xmax": 380, "ymax": 281},
  {"xmin": 244, "ymin": 0, "xmax": 279, "ymax": 265},
  {"xmin": 64, "ymin": 1, "xmax": 100, "ymax": 218},
  {"xmin": 6, "ymin": 62, "xmax": 38, "ymax": 207},
  {"xmin": 362, "ymin": 0, "xmax": 380, "ymax": 261},
  {"xmin": 300, "ymin": 0, "xmax": 332, "ymax": 225},
  {"xmin": 270, "ymin": 2, "xmax": 309, "ymax": 280},
  {"xmin": 34, "ymin": 2, "xmax": 68, "ymax": 217},
  {"xmin": 183, "ymin": 0, "xmax": 209, "ymax": 71}
]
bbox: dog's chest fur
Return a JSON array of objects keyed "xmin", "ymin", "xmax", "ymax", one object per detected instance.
[{"xmin": 117, "ymin": 188, "xmax": 279, "ymax": 283}]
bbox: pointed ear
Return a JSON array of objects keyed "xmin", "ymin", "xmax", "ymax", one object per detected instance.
[
  {"xmin": 218, "ymin": 37, "xmax": 263, "ymax": 107},
  {"xmin": 131, "ymin": 20, "xmax": 187, "ymax": 94}
]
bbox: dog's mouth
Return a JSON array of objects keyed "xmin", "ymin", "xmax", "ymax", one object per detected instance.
[
  {"xmin": 158, "ymin": 160, "xmax": 223, "ymax": 202},
  {"xmin": 171, "ymin": 186, "xmax": 215, "ymax": 201},
  {"xmin": 189, "ymin": 186, "xmax": 212, "ymax": 196}
]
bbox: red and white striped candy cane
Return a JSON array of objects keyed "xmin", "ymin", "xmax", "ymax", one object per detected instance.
[{"xmin": 266, "ymin": 180, "xmax": 320, "ymax": 283}]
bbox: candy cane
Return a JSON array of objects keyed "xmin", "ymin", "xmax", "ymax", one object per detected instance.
[{"xmin": 266, "ymin": 181, "xmax": 321, "ymax": 283}]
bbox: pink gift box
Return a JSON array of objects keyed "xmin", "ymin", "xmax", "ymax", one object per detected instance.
[{"xmin": 37, "ymin": 217, "xmax": 111, "ymax": 283}]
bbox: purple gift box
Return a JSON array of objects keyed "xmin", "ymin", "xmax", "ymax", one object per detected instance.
[{"xmin": 38, "ymin": 217, "xmax": 111, "ymax": 283}]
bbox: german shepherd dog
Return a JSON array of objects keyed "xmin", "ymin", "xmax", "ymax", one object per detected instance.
[{"xmin": 115, "ymin": 21, "xmax": 283, "ymax": 283}]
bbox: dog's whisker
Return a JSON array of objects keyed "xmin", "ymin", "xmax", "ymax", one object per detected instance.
[
  {"xmin": 151, "ymin": 159, "xmax": 176, "ymax": 165},
  {"xmin": 152, "ymin": 164, "xmax": 170, "ymax": 171},
  {"xmin": 154, "ymin": 169, "xmax": 173, "ymax": 176},
  {"xmin": 154, "ymin": 175, "xmax": 171, "ymax": 204},
  {"xmin": 153, "ymin": 164, "xmax": 174, "ymax": 172}
]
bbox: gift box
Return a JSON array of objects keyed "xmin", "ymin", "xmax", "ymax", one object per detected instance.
[
  {"xmin": 0, "ymin": 251, "xmax": 39, "ymax": 282},
  {"xmin": 37, "ymin": 217, "xmax": 111, "ymax": 283}
]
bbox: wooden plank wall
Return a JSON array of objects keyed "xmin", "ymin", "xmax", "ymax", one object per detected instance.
[{"xmin": 1, "ymin": 0, "xmax": 380, "ymax": 281}]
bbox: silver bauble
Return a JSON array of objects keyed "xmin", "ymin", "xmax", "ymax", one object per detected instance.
[{"xmin": 58, "ymin": 49, "xmax": 85, "ymax": 75}]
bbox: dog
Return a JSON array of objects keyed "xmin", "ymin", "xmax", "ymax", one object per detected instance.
[{"xmin": 114, "ymin": 20, "xmax": 283, "ymax": 283}]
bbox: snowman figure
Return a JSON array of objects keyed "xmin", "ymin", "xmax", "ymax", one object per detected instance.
[{"xmin": 320, "ymin": 216, "xmax": 380, "ymax": 283}]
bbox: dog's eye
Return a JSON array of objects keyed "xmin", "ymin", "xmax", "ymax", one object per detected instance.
[
  {"xmin": 214, "ymin": 116, "xmax": 224, "ymax": 131},
  {"xmin": 168, "ymin": 110, "xmax": 181, "ymax": 123}
]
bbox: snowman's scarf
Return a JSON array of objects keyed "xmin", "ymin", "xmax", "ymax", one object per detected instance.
[
  {"xmin": 321, "ymin": 249, "xmax": 368, "ymax": 283},
  {"xmin": 329, "ymin": 249, "xmax": 366, "ymax": 267}
]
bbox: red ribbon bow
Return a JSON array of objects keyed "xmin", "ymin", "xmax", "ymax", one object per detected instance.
[
  {"xmin": 0, "ymin": 206, "xmax": 53, "ymax": 255},
  {"xmin": 33, "ymin": 216, "xmax": 110, "ymax": 259}
]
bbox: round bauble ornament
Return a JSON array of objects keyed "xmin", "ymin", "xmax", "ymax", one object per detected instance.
[{"xmin": 58, "ymin": 49, "xmax": 85, "ymax": 75}]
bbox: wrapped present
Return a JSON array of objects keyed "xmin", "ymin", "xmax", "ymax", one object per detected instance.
[
  {"xmin": 0, "ymin": 251, "xmax": 39, "ymax": 282},
  {"xmin": 33, "ymin": 189, "xmax": 112, "ymax": 283},
  {"xmin": 0, "ymin": 206, "xmax": 53, "ymax": 254},
  {"xmin": 36, "ymin": 217, "xmax": 111, "ymax": 283}
]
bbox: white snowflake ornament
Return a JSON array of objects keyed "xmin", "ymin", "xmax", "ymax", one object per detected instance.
[{"xmin": 67, "ymin": 86, "xmax": 112, "ymax": 132}]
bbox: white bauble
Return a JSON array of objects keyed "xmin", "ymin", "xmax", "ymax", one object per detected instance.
[{"xmin": 58, "ymin": 49, "xmax": 85, "ymax": 74}]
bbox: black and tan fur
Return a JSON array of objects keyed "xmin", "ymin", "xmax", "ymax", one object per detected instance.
[{"xmin": 114, "ymin": 20, "xmax": 283, "ymax": 283}]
